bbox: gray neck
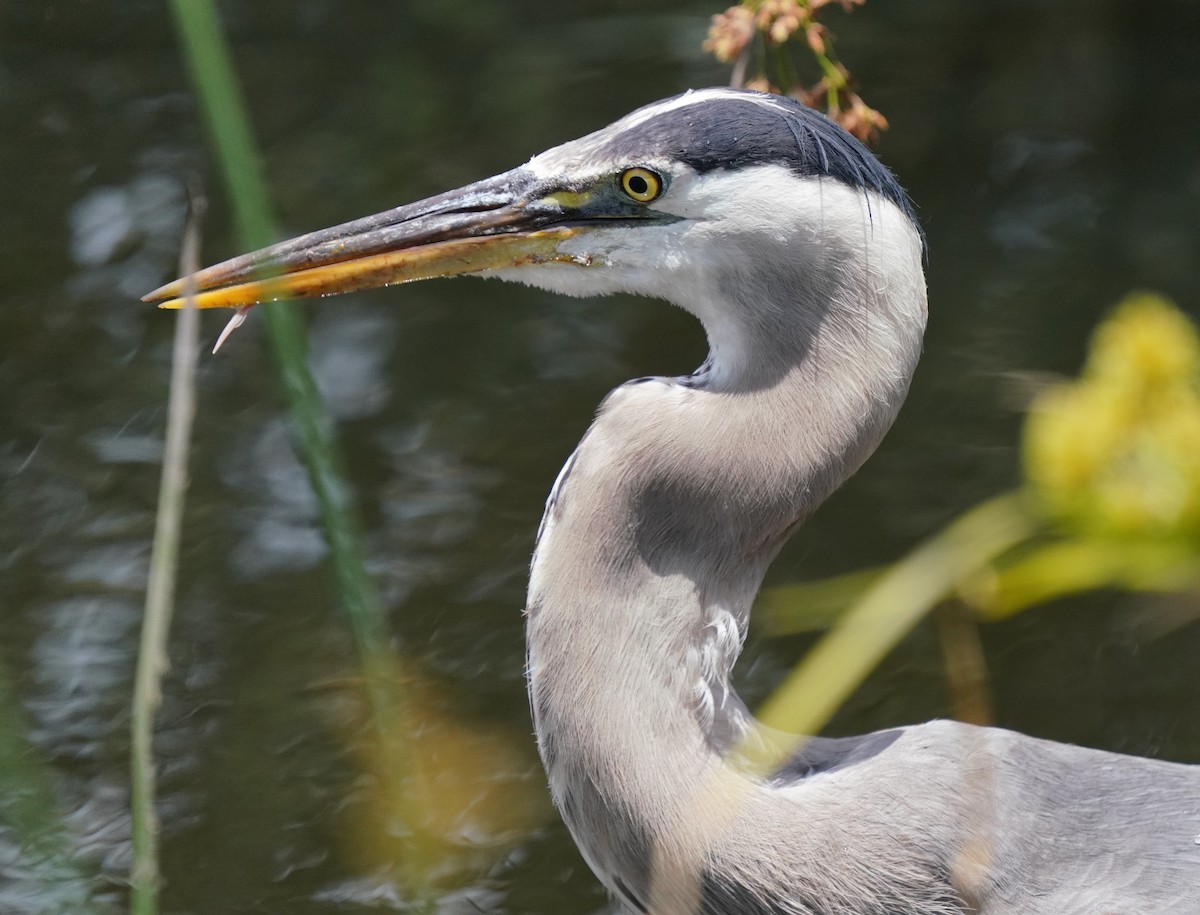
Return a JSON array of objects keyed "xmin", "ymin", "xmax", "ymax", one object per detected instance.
[{"xmin": 524, "ymin": 244, "xmax": 927, "ymax": 906}]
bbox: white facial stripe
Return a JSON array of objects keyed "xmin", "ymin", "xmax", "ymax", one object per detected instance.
[
  {"xmin": 526, "ymin": 88, "xmax": 793, "ymax": 180},
  {"xmin": 609, "ymin": 88, "xmax": 791, "ymax": 139}
]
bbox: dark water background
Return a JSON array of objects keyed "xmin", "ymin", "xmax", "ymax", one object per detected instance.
[{"xmin": 2, "ymin": 1, "xmax": 1199, "ymax": 912}]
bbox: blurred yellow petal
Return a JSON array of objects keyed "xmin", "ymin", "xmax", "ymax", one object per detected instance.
[
  {"xmin": 321, "ymin": 660, "xmax": 551, "ymax": 895},
  {"xmin": 1024, "ymin": 292, "xmax": 1200, "ymax": 538},
  {"xmin": 1088, "ymin": 292, "xmax": 1200, "ymax": 391}
]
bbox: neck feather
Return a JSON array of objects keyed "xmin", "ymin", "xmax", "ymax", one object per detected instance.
[{"xmin": 524, "ymin": 206, "xmax": 927, "ymax": 906}]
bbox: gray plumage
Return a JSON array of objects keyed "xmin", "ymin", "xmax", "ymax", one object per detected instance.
[{"xmin": 155, "ymin": 87, "xmax": 1200, "ymax": 914}]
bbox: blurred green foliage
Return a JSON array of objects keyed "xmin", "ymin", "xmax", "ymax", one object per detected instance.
[{"xmin": 0, "ymin": 667, "xmax": 108, "ymax": 915}]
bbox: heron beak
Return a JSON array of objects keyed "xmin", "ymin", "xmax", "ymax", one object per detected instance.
[{"xmin": 142, "ymin": 169, "xmax": 590, "ymax": 312}]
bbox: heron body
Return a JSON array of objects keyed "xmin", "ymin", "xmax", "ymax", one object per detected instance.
[{"xmin": 149, "ymin": 89, "xmax": 1200, "ymax": 913}]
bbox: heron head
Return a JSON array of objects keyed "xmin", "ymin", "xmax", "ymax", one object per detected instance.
[{"xmin": 146, "ymin": 88, "xmax": 923, "ymax": 358}]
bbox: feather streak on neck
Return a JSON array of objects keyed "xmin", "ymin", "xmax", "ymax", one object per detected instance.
[{"xmin": 523, "ymin": 196, "xmax": 927, "ymax": 906}]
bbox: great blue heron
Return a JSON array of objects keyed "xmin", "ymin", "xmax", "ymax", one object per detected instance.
[{"xmin": 148, "ymin": 88, "xmax": 1200, "ymax": 914}]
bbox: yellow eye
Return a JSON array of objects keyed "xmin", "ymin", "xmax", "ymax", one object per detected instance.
[{"xmin": 620, "ymin": 167, "xmax": 663, "ymax": 202}]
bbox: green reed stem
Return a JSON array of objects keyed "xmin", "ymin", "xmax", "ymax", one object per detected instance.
[
  {"xmin": 164, "ymin": 0, "xmax": 418, "ymax": 895},
  {"xmin": 166, "ymin": 0, "xmax": 392, "ymax": 670},
  {"xmin": 130, "ymin": 194, "xmax": 203, "ymax": 915}
]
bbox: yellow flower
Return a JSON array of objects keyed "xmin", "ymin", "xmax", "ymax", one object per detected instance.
[
  {"xmin": 1024, "ymin": 293, "xmax": 1200, "ymax": 537},
  {"xmin": 1088, "ymin": 291, "xmax": 1200, "ymax": 392}
]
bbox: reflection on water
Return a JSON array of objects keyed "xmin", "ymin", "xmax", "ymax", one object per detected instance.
[
  {"xmin": 987, "ymin": 135, "xmax": 1100, "ymax": 255},
  {"xmin": 309, "ymin": 305, "xmax": 400, "ymax": 422},
  {"xmin": 222, "ymin": 418, "xmax": 329, "ymax": 579},
  {"xmin": 1, "ymin": 1, "xmax": 1198, "ymax": 912}
]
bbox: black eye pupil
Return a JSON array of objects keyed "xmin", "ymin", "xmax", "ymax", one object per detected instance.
[{"xmin": 628, "ymin": 175, "xmax": 648, "ymax": 195}]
